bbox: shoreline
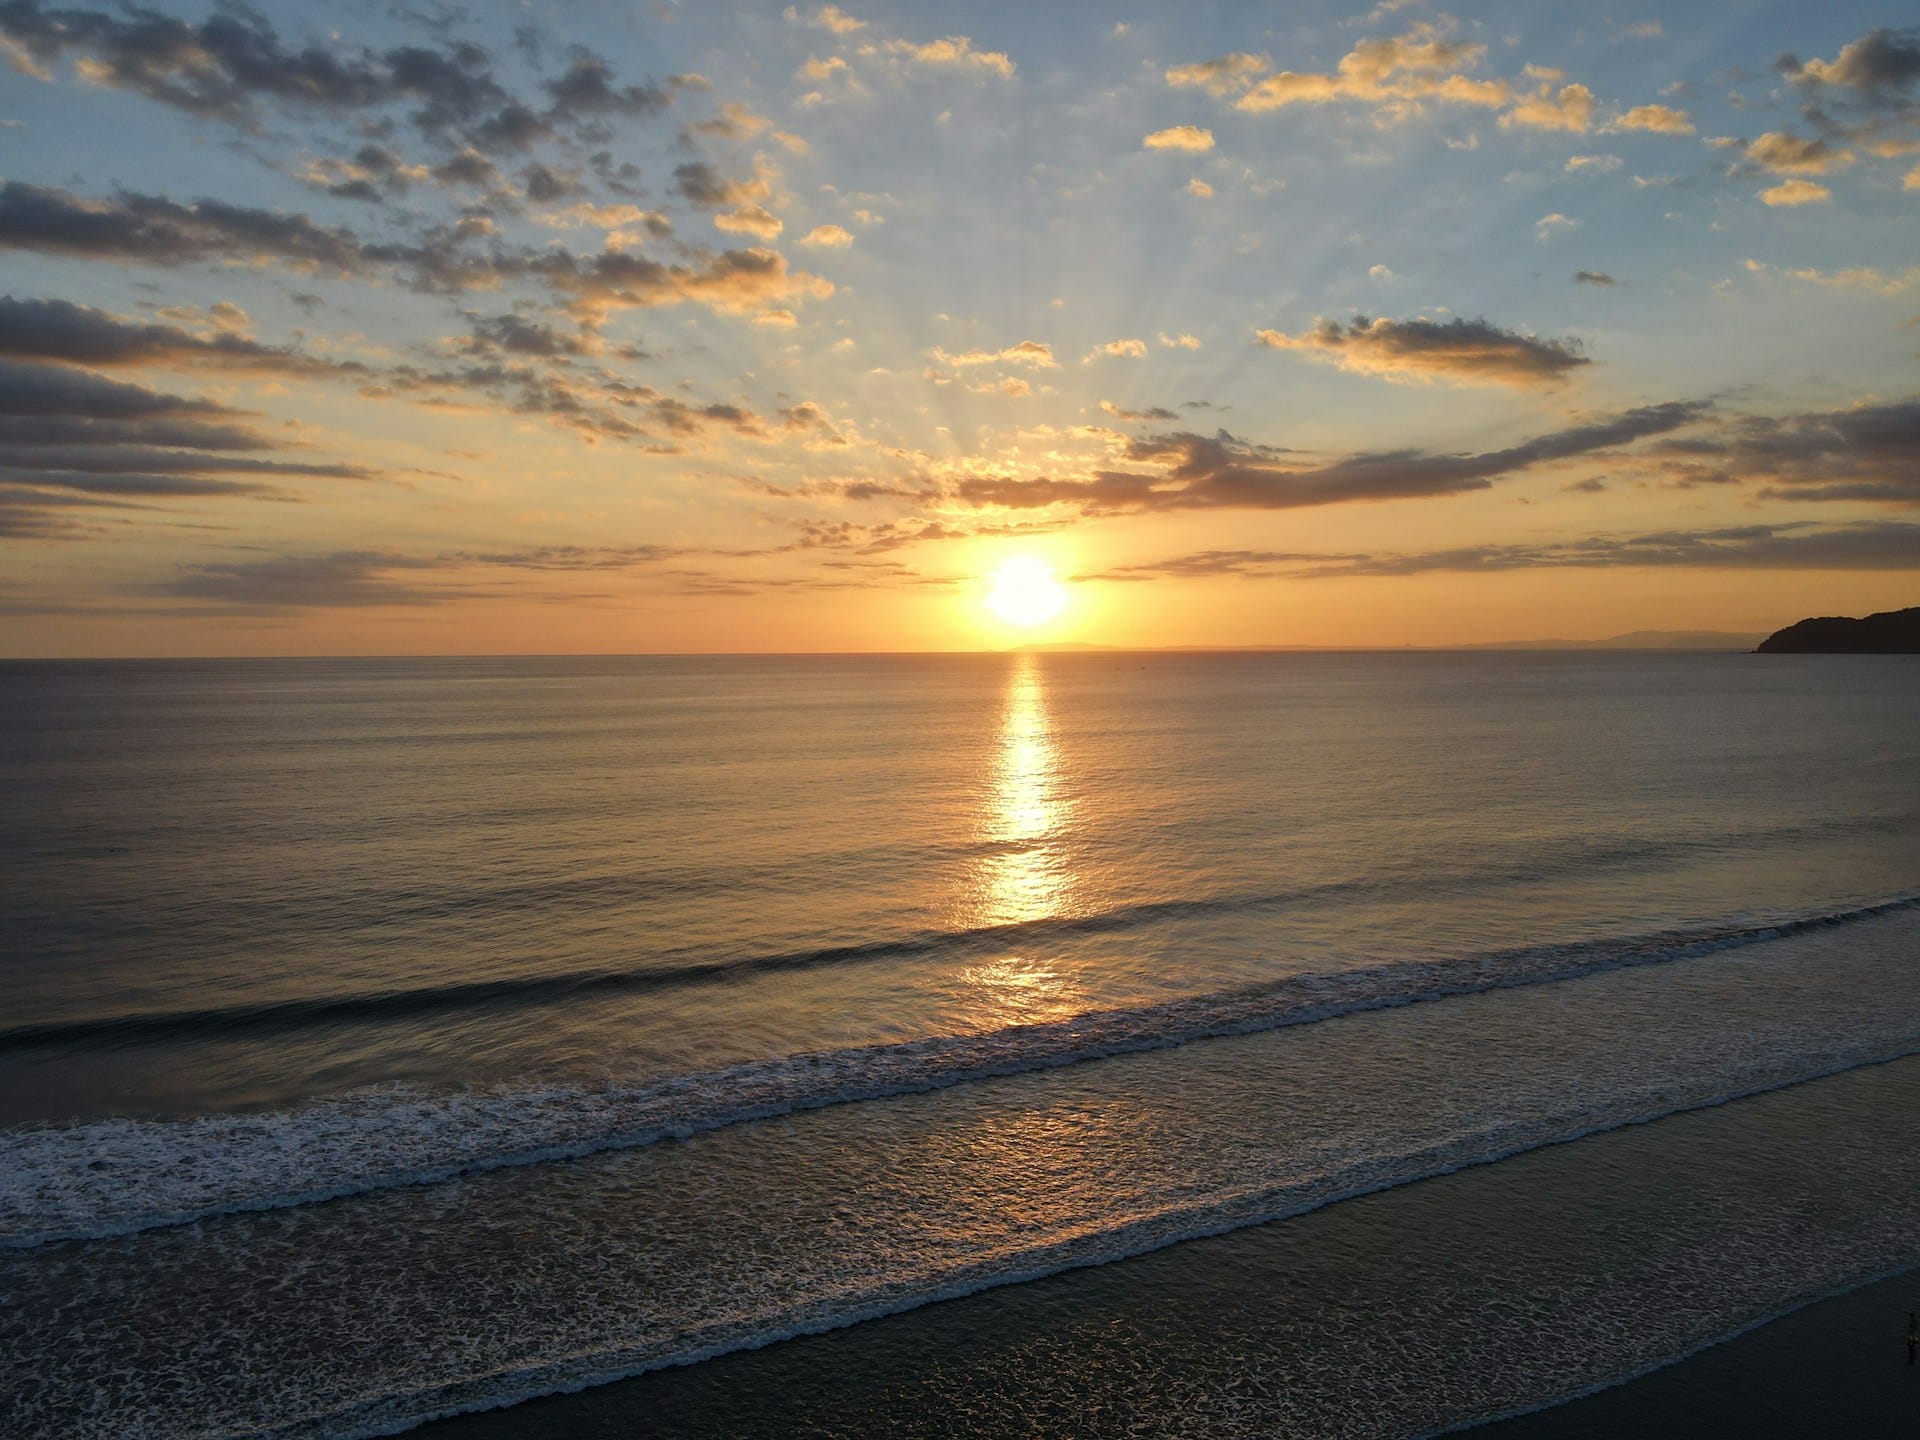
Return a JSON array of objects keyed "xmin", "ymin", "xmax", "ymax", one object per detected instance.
[
  {"xmin": 1465, "ymin": 1264, "xmax": 1920, "ymax": 1438},
  {"xmin": 419, "ymin": 1050, "xmax": 1920, "ymax": 1440}
]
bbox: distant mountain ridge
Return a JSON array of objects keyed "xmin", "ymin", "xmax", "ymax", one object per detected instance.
[{"xmin": 1756, "ymin": 607, "xmax": 1920, "ymax": 654}]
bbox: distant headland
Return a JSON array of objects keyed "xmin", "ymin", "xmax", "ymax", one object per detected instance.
[{"xmin": 1756, "ymin": 607, "xmax": 1920, "ymax": 654}]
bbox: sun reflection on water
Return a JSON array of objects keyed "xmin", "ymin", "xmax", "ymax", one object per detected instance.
[{"xmin": 957, "ymin": 656, "xmax": 1085, "ymax": 1027}]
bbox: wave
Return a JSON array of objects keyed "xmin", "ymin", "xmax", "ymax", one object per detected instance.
[
  {"xmin": 6, "ymin": 812, "xmax": 1908, "ymax": 1049},
  {"xmin": 232, "ymin": 1035, "xmax": 1920, "ymax": 1440},
  {"xmin": 4, "ymin": 892, "xmax": 1915, "ymax": 1252}
]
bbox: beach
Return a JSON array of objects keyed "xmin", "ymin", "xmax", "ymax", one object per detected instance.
[{"xmin": 414, "ymin": 1047, "xmax": 1920, "ymax": 1439}]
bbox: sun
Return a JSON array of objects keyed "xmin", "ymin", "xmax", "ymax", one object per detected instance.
[{"xmin": 984, "ymin": 556, "xmax": 1069, "ymax": 628}]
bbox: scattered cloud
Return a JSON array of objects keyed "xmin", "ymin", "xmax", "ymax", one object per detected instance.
[
  {"xmin": 955, "ymin": 400, "xmax": 1709, "ymax": 514},
  {"xmin": 1083, "ymin": 338, "xmax": 1148, "ymax": 362},
  {"xmin": 798, "ymin": 223, "xmax": 855, "ymax": 248},
  {"xmin": 1740, "ymin": 132, "xmax": 1855, "ymax": 175},
  {"xmin": 714, "ymin": 205, "xmax": 784, "ymax": 240},
  {"xmin": 928, "ymin": 340, "xmax": 1058, "ymax": 369},
  {"xmin": 787, "ymin": 5, "xmax": 867, "ymax": 36},
  {"xmin": 1164, "ymin": 53, "xmax": 1271, "ymax": 98},
  {"xmin": 1500, "ymin": 70, "xmax": 1594, "ymax": 132},
  {"xmin": 872, "ymin": 35, "xmax": 1015, "ymax": 79},
  {"xmin": 1607, "ymin": 104, "xmax": 1694, "ymax": 134},
  {"xmin": 1573, "ymin": 270, "xmax": 1616, "ymax": 286},
  {"xmin": 1086, "ymin": 521, "xmax": 1920, "ymax": 581},
  {"xmin": 0, "ymin": 356, "xmax": 372, "ymax": 539},
  {"xmin": 1100, "ymin": 400, "xmax": 1180, "ymax": 422},
  {"xmin": 1758, "ymin": 178, "xmax": 1831, "ymax": 206},
  {"xmin": 1226, "ymin": 25, "xmax": 1508, "ymax": 115},
  {"xmin": 1255, "ymin": 315, "xmax": 1589, "ymax": 387},
  {"xmin": 1143, "ymin": 125, "xmax": 1215, "ymax": 152}
]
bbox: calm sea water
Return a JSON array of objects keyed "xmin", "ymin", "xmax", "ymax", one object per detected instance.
[{"xmin": 3, "ymin": 651, "xmax": 1918, "ymax": 1437}]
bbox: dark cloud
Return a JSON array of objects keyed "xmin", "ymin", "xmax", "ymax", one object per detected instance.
[
  {"xmin": 1646, "ymin": 397, "xmax": 1920, "ymax": 503},
  {"xmin": 0, "ymin": 4, "xmax": 677, "ymax": 155},
  {"xmin": 0, "ymin": 181, "xmax": 371, "ymax": 272},
  {"xmin": 447, "ymin": 543, "xmax": 679, "ymax": 570},
  {"xmin": 669, "ymin": 160, "xmax": 769, "ymax": 210},
  {"xmin": 0, "ymin": 180, "xmax": 826, "ymax": 328},
  {"xmin": 159, "ymin": 550, "xmax": 452, "ymax": 609},
  {"xmin": 1079, "ymin": 549, "xmax": 1363, "ymax": 582},
  {"xmin": 461, "ymin": 311, "xmax": 591, "ymax": 358},
  {"xmin": 0, "ymin": 295, "xmax": 364, "ymax": 376},
  {"xmin": 1780, "ymin": 28, "xmax": 1920, "ymax": 100},
  {"xmin": 0, "ymin": 357, "xmax": 372, "ymax": 539},
  {"xmin": 1099, "ymin": 400, "xmax": 1180, "ymax": 421},
  {"xmin": 1573, "ymin": 270, "xmax": 1616, "ymax": 287},
  {"xmin": 1256, "ymin": 316, "xmax": 1590, "ymax": 387},
  {"xmin": 957, "ymin": 402, "xmax": 1710, "ymax": 514},
  {"xmin": 432, "ymin": 147, "xmax": 502, "ymax": 189},
  {"xmin": 521, "ymin": 164, "xmax": 579, "ymax": 203},
  {"xmin": 1078, "ymin": 522, "xmax": 1920, "ymax": 583},
  {"xmin": 544, "ymin": 52, "xmax": 669, "ymax": 119}
]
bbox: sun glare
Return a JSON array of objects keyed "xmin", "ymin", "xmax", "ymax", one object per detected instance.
[{"xmin": 984, "ymin": 557, "xmax": 1069, "ymax": 629}]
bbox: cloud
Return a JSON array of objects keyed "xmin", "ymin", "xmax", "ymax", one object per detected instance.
[
  {"xmin": 955, "ymin": 400, "xmax": 1708, "ymax": 514},
  {"xmin": 1186, "ymin": 177, "xmax": 1215, "ymax": 198},
  {"xmin": 0, "ymin": 3, "xmax": 678, "ymax": 158},
  {"xmin": 671, "ymin": 159, "xmax": 772, "ymax": 209},
  {"xmin": 1741, "ymin": 259, "xmax": 1920, "ymax": 294},
  {"xmin": 0, "ymin": 295, "xmax": 363, "ymax": 376},
  {"xmin": 754, "ymin": 308, "xmax": 798, "ymax": 328},
  {"xmin": 1500, "ymin": 73, "xmax": 1595, "ymax": 132},
  {"xmin": 1229, "ymin": 25, "xmax": 1504, "ymax": 114},
  {"xmin": 1083, "ymin": 338, "xmax": 1148, "ymax": 361},
  {"xmin": 1159, "ymin": 332, "xmax": 1203, "ymax": 349},
  {"xmin": 1759, "ymin": 178, "xmax": 1831, "ymax": 205},
  {"xmin": 1255, "ymin": 315, "xmax": 1589, "ymax": 387},
  {"xmin": 542, "ymin": 52, "xmax": 670, "ymax": 120},
  {"xmin": 431, "ymin": 147, "xmax": 503, "ymax": 190},
  {"xmin": 1607, "ymin": 103, "xmax": 1694, "ymax": 134},
  {"xmin": 714, "ymin": 205, "xmax": 784, "ymax": 240},
  {"xmin": 1564, "ymin": 153, "xmax": 1621, "ymax": 173},
  {"xmin": 873, "ymin": 35, "xmax": 1014, "ymax": 79},
  {"xmin": 160, "ymin": 551, "xmax": 454, "ymax": 609},
  {"xmin": 1100, "ymin": 401, "xmax": 1180, "ymax": 422},
  {"xmin": 786, "ymin": 5, "xmax": 867, "ymax": 35},
  {"xmin": 0, "ymin": 357, "xmax": 372, "ymax": 538},
  {"xmin": 0, "ymin": 180, "xmax": 373, "ymax": 273},
  {"xmin": 1647, "ymin": 396, "xmax": 1920, "ymax": 504},
  {"xmin": 531, "ymin": 244, "xmax": 834, "ymax": 323},
  {"xmin": 1781, "ymin": 28, "xmax": 1920, "ymax": 101},
  {"xmin": 1534, "ymin": 211, "xmax": 1579, "ymax": 238},
  {"xmin": 1143, "ymin": 125, "xmax": 1215, "ymax": 152},
  {"xmin": 1084, "ymin": 521, "xmax": 1920, "ymax": 582},
  {"xmin": 929, "ymin": 340, "xmax": 1058, "ymax": 368},
  {"xmin": 798, "ymin": 223, "xmax": 855, "ymax": 248},
  {"xmin": 1164, "ymin": 53, "xmax": 1271, "ymax": 98},
  {"xmin": 1741, "ymin": 132, "xmax": 1855, "ymax": 175},
  {"xmin": 1573, "ymin": 270, "xmax": 1616, "ymax": 286}
]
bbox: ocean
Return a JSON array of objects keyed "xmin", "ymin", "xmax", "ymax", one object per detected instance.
[{"xmin": 2, "ymin": 651, "xmax": 1918, "ymax": 1437}]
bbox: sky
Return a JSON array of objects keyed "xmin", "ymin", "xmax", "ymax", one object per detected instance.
[{"xmin": 0, "ymin": 0, "xmax": 1916, "ymax": 654}]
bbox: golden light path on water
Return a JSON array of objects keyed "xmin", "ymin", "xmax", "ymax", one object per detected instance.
[{"xmin": 958, "ymin": 656, "xmax": 1087, "ymax": 1029}]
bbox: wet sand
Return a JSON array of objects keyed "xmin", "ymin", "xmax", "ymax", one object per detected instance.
[
  {"xmin": 1467, "ymin": 1265, "xmax": 1920, "ymax": 1438},
  {"xmin": 422, "ymin": 1053, "xmax": 1920, "ymax": 1440}
]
